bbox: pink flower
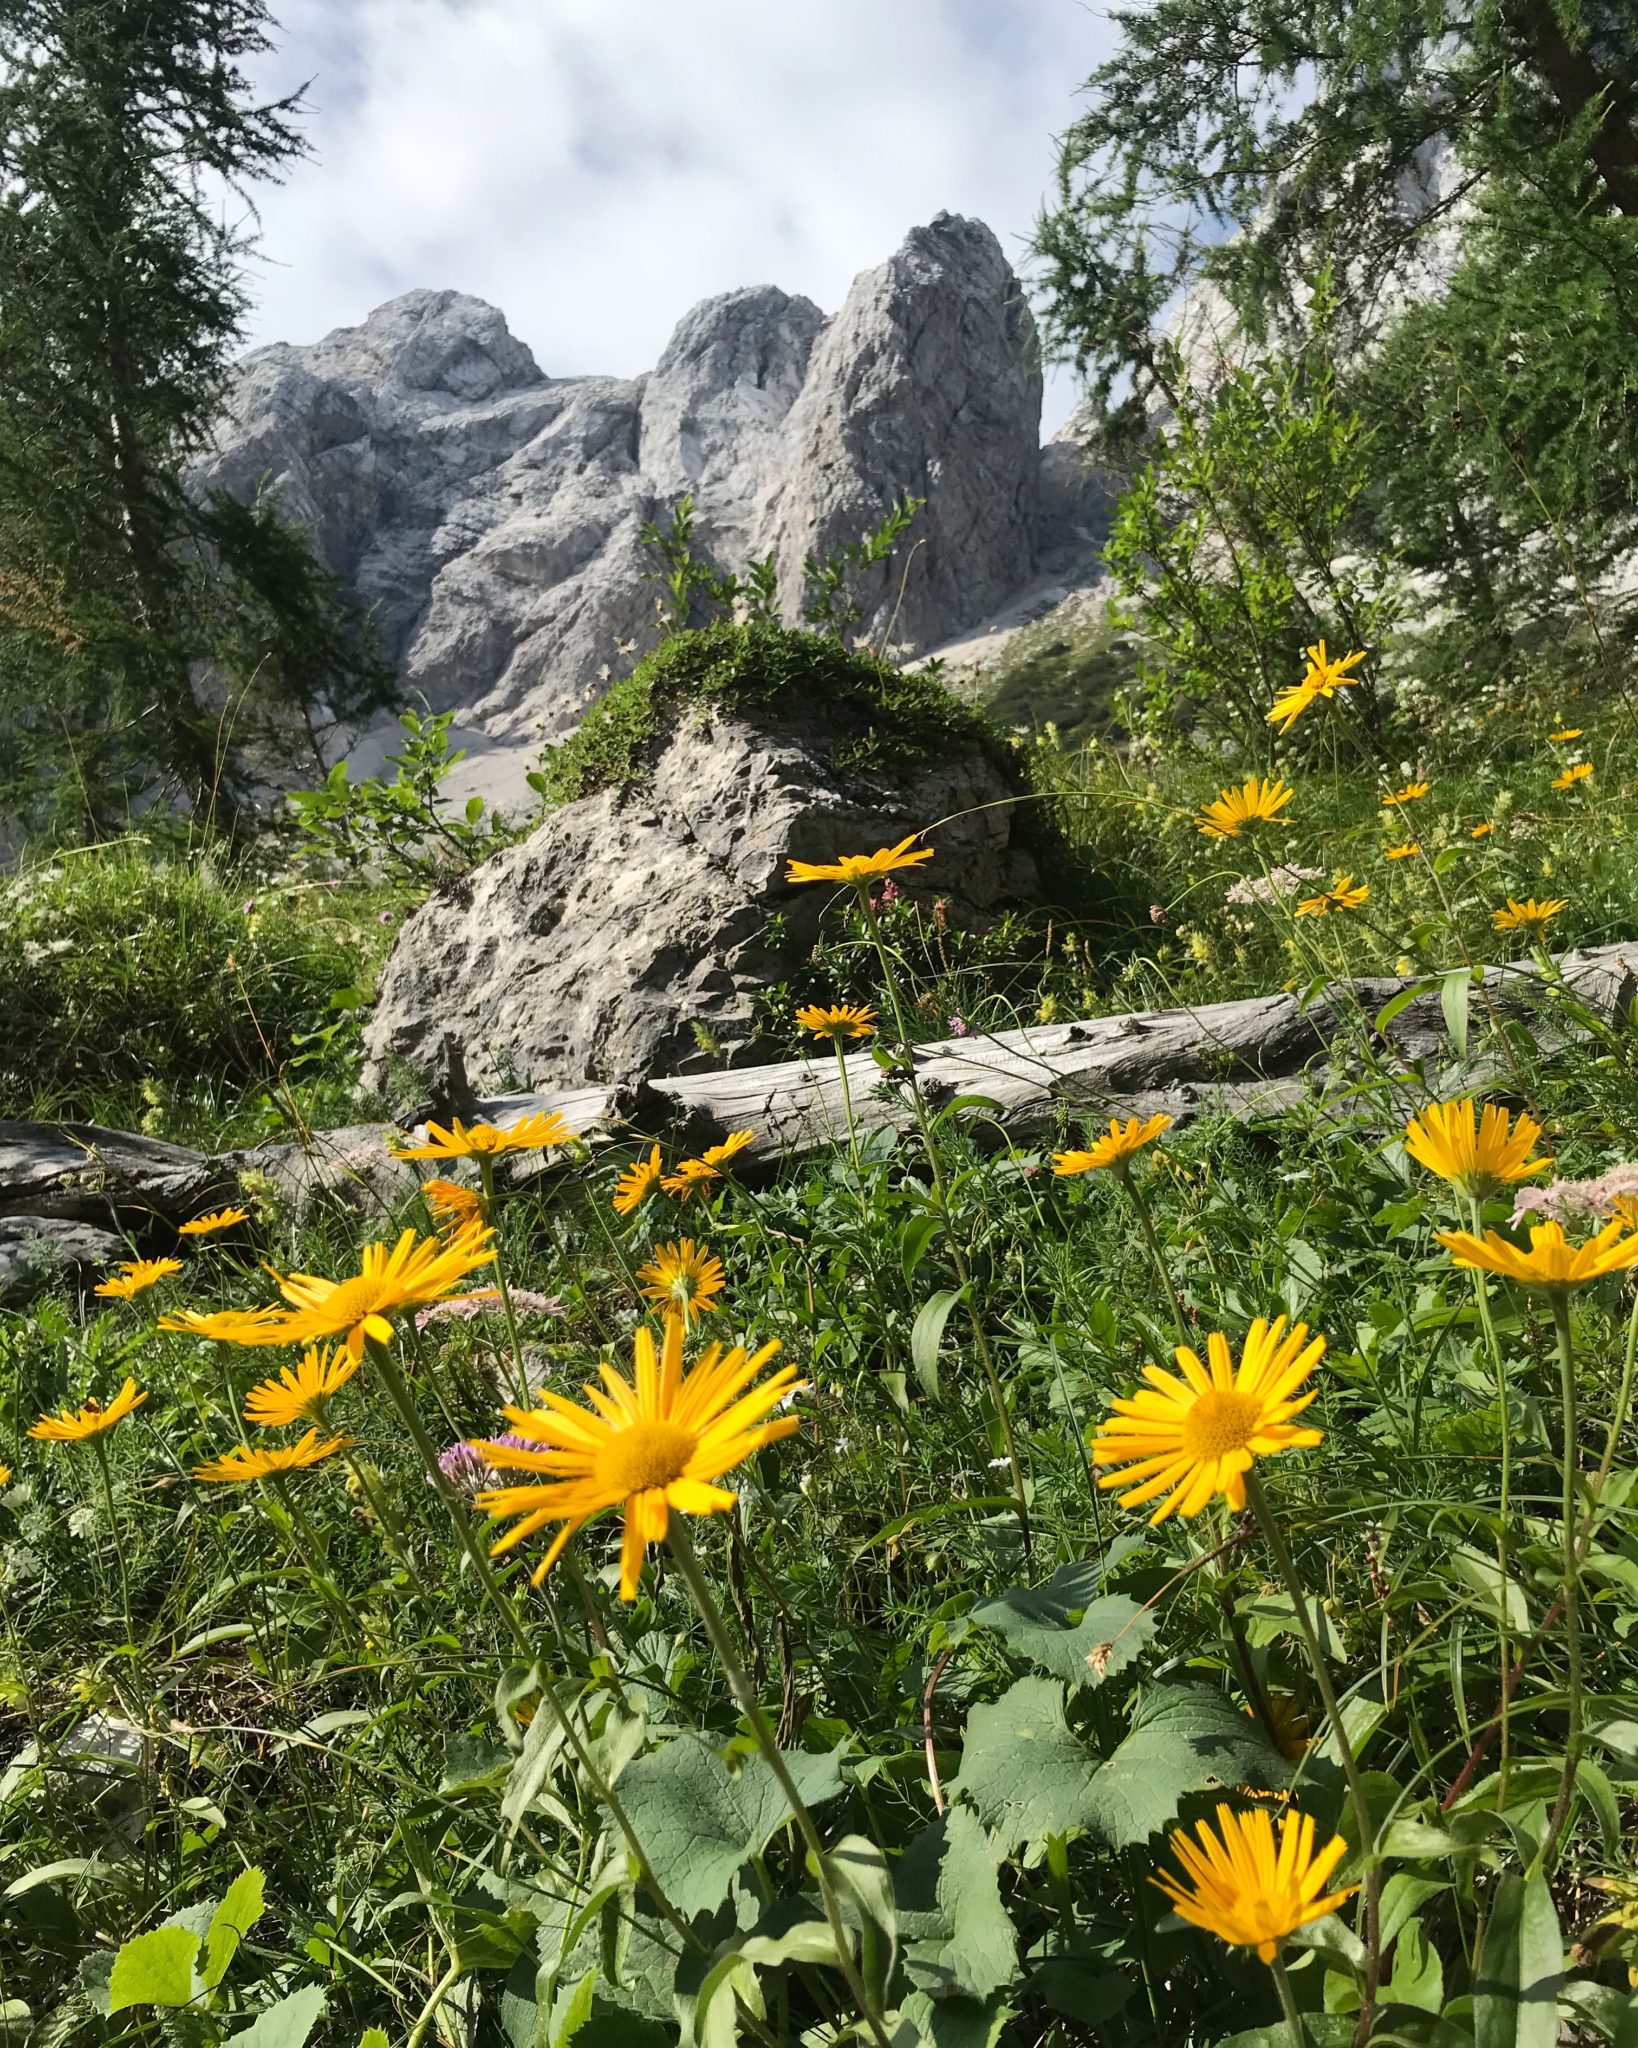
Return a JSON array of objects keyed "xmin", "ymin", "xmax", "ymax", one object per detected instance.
[
  {"xmin": 948, "ymin": 1015, "xmax": 968, "ymax": 1037},
  {"xmin": 1149, "ymin": 903, "xmax": 1168, "ymax": 925},
  {"xmin": 241, "ymin": 899, "xmax": 256, "ymax": 915},
  {"xmin": 1513, "ymin": 1164, "xmax": 1638, "ymax": 1228},
  {"xmin": 378, "ymin": 910, "xmax": 395, "ymax": 925},
  {"xmin": 880, "ymin": 879, "xmax": 900, "ymax": 905}
]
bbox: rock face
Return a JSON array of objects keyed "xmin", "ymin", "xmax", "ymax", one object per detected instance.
[
  {"xmin": 360, "ymin": 706, "xmax": 1040, "ymax": 1097},
  {"xmin": 199, "ymin": 215, "xmax": 1076, "ymax": 747}
]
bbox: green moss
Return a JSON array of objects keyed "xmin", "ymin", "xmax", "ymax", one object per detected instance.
[{"xmin": 536, "ymin": 622, "xmax": 1007, "ymax": 804}]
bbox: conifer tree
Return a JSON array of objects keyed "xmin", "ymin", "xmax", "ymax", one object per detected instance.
[{"xmin": 0, "ymin": 0, "xmax": 390, "ymax": 832}]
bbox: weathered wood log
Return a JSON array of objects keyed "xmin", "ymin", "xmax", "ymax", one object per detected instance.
[{"xmin": 1, "ymin": 945, "xmax": 1631, "ymax": 1299}]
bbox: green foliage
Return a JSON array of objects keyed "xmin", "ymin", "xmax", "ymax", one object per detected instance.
[
  {"xmin": 289, "ymin": 707, "xmax": 530, "ymax": 884},
  {"xmin": 0, "ymin": 836, "xmax": 392, "ymax": 1133},
  {"xmin": 0, "ymin": 0, "xmax": 391, "ymax": 833},
  {"xmin": 535, "ymin": 618, "xmax": 1007, "ymax": 806}
]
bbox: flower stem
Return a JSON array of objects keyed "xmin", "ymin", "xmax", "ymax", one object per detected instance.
[
  {"xmin": 91, "ymin": 1433, "xmax": 134, "ymax": 1653},
  {"xmin": 1243, "ymin": 1471, "xmax": 1381, "ymax": 2039},
  {"xmin": 1271, "ymin": 1953, "xmax": 1311, "ymax": 2048},
  {"xmin": 1122, "ymin": 1166, "xmax": 1186, "ymax": 1344},
  {"xmin": 857, "ymin": 888, "xmax": 1031, "ymax": 1560},
  {"xmin": 1468, "ymin": 1194, "xmax": 1513, "ymax": 1796},
  {"xmin": 1541, "ymin": 1290, "xmax": 1585, "ymax": 1873},
  {"xmin": 667, "ymin": 1516, "xmax": 894, "ymax": 2048}
]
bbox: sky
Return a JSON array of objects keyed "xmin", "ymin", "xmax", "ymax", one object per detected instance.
[{"xmin": 238, "ymin": 0, "xmax": 1115, "ymax": 438}]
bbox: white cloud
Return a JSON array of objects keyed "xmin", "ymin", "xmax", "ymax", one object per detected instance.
[{"xmin": 238, "ymin": 0, "xmax": 1111, "ymax": 434}]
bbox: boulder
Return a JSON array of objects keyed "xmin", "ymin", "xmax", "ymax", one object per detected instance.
[
  {"xmin": 360, "ymin": 701, "xmax": 1042, "ymax": 1098},
  {"xmin": 0, "ymin": 1216, "xmax": 128, "ymax": 1305}
]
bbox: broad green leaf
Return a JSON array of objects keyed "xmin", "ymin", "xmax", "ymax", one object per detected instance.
[
  {"xmin": 1379, "ymin": 1874, "xmax": 1449, "ymax": 1948},
  {"xmin": 1386, "ymin": 1916, "xmax": 1444, "ymax": 2013},
  {"xmin": 203, "ymin": 1865, "xmax": 265, "ymax": 1990},
  {"xmin": 1473, "ymin": 1871, "xmax": 1561, "ymax": 2048},
  {"xmin": 911, "ymin": 1289, "xmax": 963, "ymax": 1400},
  {"xmin": 969, "ymin": 1562, "xmax": 1155, "ymax": 1690},
  {"xmin": 691, "ymin": 1916, "xmax": 840, "ymax": 2047},
  {"xmin": 107, "ymin": 1925, "xmax": 201, "ymax": 2011},
  {"xmin": 223, "ymin": 1985, "xmax": 329, "ymax": 2047},
  {"xmin": 1213, "ymin": 2023, "xmax": 1355, "ymax": 2048},
  {"xmin": 1084, "ymin": 1685, "xmax": 1288, "ymax": 1848},
  {"xmin": 1032, "ymin": 1955, "xmax": 1131, "ymax": 2026},
  {"xmin": 1441, "ymin": 968, "xmax": 1471, "ymax": 1060},
  {"xmin": 1445, "ymin": 1543, "xmax": 1529, "ymax": 1633},
  {"xmin": 891, "ymin": 1989, "xmax": 1014, "ymax": 2048},
  {"xmin": 0, "ymin": 2004, "xmax": 28, "ymax": 2043},
  {"xmin": 951, "ymin": 1676, "xmax": 1100, "ymax": 1852},
  {"xmin": 896, "ymin": 1806, "xmax": 1020, "ymax": 2001},
  {"xmin": 900, "ymin": 1214, "xmax": 941, "ymax": 1285},
  {"xmin": 611, "ymin": 1735, "xmax": 846, "ymax": 1917},
  {"xmin": 823, "ymin": 1833, "xmax": 898, "ymax": 2010},
  {"xmin": 502, "ymin": 1694, "xmax": 570, "ymax": 1829}
]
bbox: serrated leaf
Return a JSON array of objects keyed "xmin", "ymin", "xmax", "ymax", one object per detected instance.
[
  {"xmin": 951, "ymin": 1676, "xmax": 1100, "ymax": 1852},
  {"xmin": 223, "ymin": 1986, "xmax": 329, "ymax": 2046},
  {"xmin": 1084, "ymin": 1685, "xmax": 1288, "ymax": 1848},
  {"xmin": 358, "ymin": 2033, "xmax": 390, "ymax": 2048},
  {"xmin": 969, "ymin": 1563, "xmax": 1155, "ymax": 1690},
  {"xmin": 203, "ymin": 1866, "xmax": 265, "ymax": 1989},
  {"xmin": 1474, "ymin": 1871, "xmax": 1561, "ymax": 2048},
  {"xmin": 107, "ymin": 1925, "xmax": 201, "ymax": 2011},
  {"xmin": 896, "ymin": 1806, "xmax": 1019, "ymax": 2001},
  {"xmin": 611, "ymin": 1735, "xmax": 846, "ymax": 1917}
]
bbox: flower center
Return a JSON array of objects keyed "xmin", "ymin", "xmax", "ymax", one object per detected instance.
[
  {"xmin": 597, "ymin": 1419, "xmax": 698, "ymax": 1496},
  {"xmin": 322, "ymin": 1275, "xmax": 390, "ymax": 1326},
  {"xmin": 1179, "ymin": 1388, "xmax": 1263, "ymax": 1461}
]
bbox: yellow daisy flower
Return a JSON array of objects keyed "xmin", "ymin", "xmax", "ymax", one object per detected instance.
[
  {"xmin": 177, "ymin": 1207, "xmax": 249, "ymax": 1236},
  {"xmin": 1384, "ymin": 842, "xmax": 1421, "ymax": 860},
  {"xmin": 661, "ymin": 1130, "xmax": 755, "ymax": 1199},
  {"xmin": 391, "ymin": 1112, "xmax": 578, "ymax": 1160},
  {"xmin": 1294, "ymin": 876, "xmax": 1369, "ymax": 917},
  {"xmin": 243, "ymin": 1345, "xmax": 360, "ymax": 1429},
  {"xmin": 1470, "ymin": 822, "xmax": 1494, "ymax": 839},
  {"xmin": 1552, "ymin": 762, "xmax": 1593, "ymax": 790},
  {"xmin": 702, "ymin": 1129, "xmax": 754, "ymax": 1168},
  {"xmin": 30, "ymin": 1378, "xmax": 148, "ymax": 1443},
  {"xmin": 423, "ymin": 1177, "xmax": 484, "ymax": 1233},
  {"xmin": 785, "ymin": 835, "xmax": 934, "ymax": 886},
  {"xmin": 1052, "ymin": 1113, "xmax": 1174, "ymax": 1176},
  {"xmin": 0, "ymin": 1466, "xmax": 10, "ymax": 1489},
  {"xmin": 1549, "ymin": 728, "xmax": 1584, "ymax": 742},
  {"xmin": 159, "ymin": 1306, "xmax": 296, "ymax": 1345},
  {"xmin": 1492, "ymin": 896, "xmax": 1568, "ymax": 934},
  {"xmin": 473, "ymin": 1316, "xmax": 801, "ymax": 1598},
  {"xmin": 796, "ymin": 1002, "xmax": 878, "ymax": 1040},
  {"xmin": 264, "ymin": 1225, "xmax": 497, "ymax": 1357},
  {"xmin": 1092, "ymin": 1317, "xmax": 1325, "ymax": 1523},
  {"xmin": 1380, "ymin": 781, "xmax": 1430, "ymax": 808},
  {"xmin": 94, "ymin": 1257, "xmax": 182, "ymax": 1301},
  {"xmin": 1155, "ymin": 1804, "xmax": 1355, "ymax": 1962},
  {"xmin": 636, "ymin": 1240, "xmax": 726, "ymax": 1324},
  {"xmin": 194, "ymin": 1429, "xmax": 349, "ymax": 1484},
  {"xmin": 613, "ymin": 1145, "xmax": 664, "ymax": 1217},
  {"xmin": 1265, "ymin": 642, "xmax": 1365, "ymax": 731},
  {"xmin": 1404, "ymin": 1099, "xmax": 1551, "ymax": 1200},
  {"xmin": 1435, "ymin": 1218, "xmax": 1638, "ymax": 1290},
  {"xmin": 1196, "ymin": 776, "xmax": 1295, "ymax": 840}
]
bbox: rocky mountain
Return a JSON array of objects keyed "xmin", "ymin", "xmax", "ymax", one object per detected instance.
[{"xmin": 198, "ymin": 213, "xmax": 1113, "ymax": 756}]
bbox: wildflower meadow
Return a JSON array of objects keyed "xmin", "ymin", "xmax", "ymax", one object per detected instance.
[{"xmin": 7, "ymin": 638, "xmax": 1638, "ymax": 2048}]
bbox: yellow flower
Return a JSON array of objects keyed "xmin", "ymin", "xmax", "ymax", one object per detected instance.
[
  {"xmin": 1294, "ymin": 876, "xmax": 1369, "ymax": 917},
  {"xmin": 661, "ymin": 1130, "xmax": 755, "ymax": 1199},
  {"xmin": 1265, "ymin": 642, "xmax": 1365, "ymax": 731},
  {"xmin": 1381, "ymin": 781, "xmax": 1430, "ymax": 807},
  {"xmin": 1052, "ymin": 1113, "xmax": 1173, "ymax": 1176},
  {"xmin": 194, "ymin": 1429, "xmax": 349, "ymax": 1484},
  {"xmin": 1549, "ymin": 727, "xmax": 1584, "ymax": 742},
  {"xmin": 636, "ymin": 1240, "xmax": 726, "ymax": 1323},
  {"xmin": 1470, "ymin": 822, "xmax": 1494, "ymax": 839},
  {"xmin": 94, "ymin": 1257, "xmax": 183, "ymax": 1301},
  {"xmin": 1195, "ymin": 776, "xmax": 1294, "ymax": 840},
  {"xmin": 391, "ymin": 1112, "xmax": 578, "ymax": 1160},
  {"xmin": 1155, "ymin": 1804, "xmax": 1355, "ymax": 1962},
  {"xmin": 244, "ymin": 1344, "xmax": 360, "ymax": 1429},
  {"xmin": 0, "ymin": 1466, "xmax": 10, "ymax": 1489},
  {"xmin": 1493, "ymin": 896, "xmax": 1568, "ymax": 934},
  {"xmin": 177, "ymin": 1207, "xmax": 249, "ymax": 1236},
  {"xmin": 423, "ymin": 1178, "xmax": 484, "ymax": 1235},
  {"xmin": 785, "ymin": 835, "xmax": 934, "ymax": 886},
  {"xmin": 1092, "ymin": 1317, "xmax": 1324, "ymax": 1523},
  {"xmin": 1404, "ymin": 1099, "xmax": 1551, "ymax": 1199},
  {"xmin": 613, "ymin": 1145, "xmax": 664, "ymax": 1217},
  {"xmin": 1384, "ymin": 841, "xmax": 1421, "ymax": 860},
  {"xmin": 473, "ymin": 1316, "xmax": 801, "ymax": 1598},
  {"xmin": 1435, "ymin": 1217, "xmax": 1638, "ymax": 1290},
  {"xmin": 1552, "ymin": 761, "xmax": 1594, "ymax": 790},
  {"xmin": 30, "ymin": 1378, "xmax": 148, "ymax": 1444},
  {"xmin": 796, "ymin": 1002, "xmax": 878, "ymax": 1040},
  {"xmin": 159, "ymin": 1306, "xmax": 295, "ymax": 1344},
  {"xmin": 264, "ymin": 1225, "xmax": 496, "ymax": 1356}
]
